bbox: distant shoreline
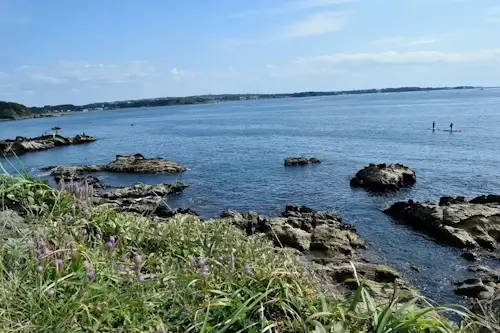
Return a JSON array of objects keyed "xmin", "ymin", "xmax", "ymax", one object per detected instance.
[{"xmin": 0, "ymin": 85, "xmax": 487, "ymax": 122}]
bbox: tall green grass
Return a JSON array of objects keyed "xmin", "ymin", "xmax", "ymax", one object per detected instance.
[{"xmin": 0, "ymin": 170, "xmax": 497, "ymax": 332}]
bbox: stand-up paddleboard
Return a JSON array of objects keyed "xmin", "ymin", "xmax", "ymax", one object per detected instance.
[{"xmin": 442, "ymin": 129, "xmax": 461, "ymax": 132}]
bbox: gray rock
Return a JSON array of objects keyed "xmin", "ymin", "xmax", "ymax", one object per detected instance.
[
  {"xmin": 350, "ymin": 163, "xmax": 416, "ymax": 192},
  {"xmin": 0, "ymin": 134, "xmax": 95, "ymax": 157},
  {"xmin": 284, "ymin": 157, "xmax": 321, "ymax": 167},
  {"xmin": 384, "ymin": 197, "xmax": 500, "ymax": 250},
  {"xmin": 0, "ymin": 209, "xmax": 27, "ymax": 237}
]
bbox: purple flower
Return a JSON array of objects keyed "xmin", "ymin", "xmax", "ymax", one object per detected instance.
[
  {"xmin": 113, "ymin": 261, "xmax": 122, "ymax": 272},
  {"xmin": 83, "ymin": 260, "xmax": 91, "ymax": 271},
  {"xmin": 36, "ymin": 265, "xmax": 43, "ymax": 273},
  {"xmin": 47, "ymin": 289, "xmax": 55, "ymax": 297},
  {"xmin": 244, "ymin": 263, "xmax": 252, "ymax": 276},
  {"xmin": 188, "ymin": 255, "xmax": 195, "ymax": 267},
  {"xmin": 201, "ymin": 267, "xmax": 208, "ymax": 280},
  {"xmin": 106, "ymin": 240, "xmax": 114, "ymax": 250},
  {"xmin": 229, "ymin": 253, "xmax": 235, "ymax": 271},
  {"xmin": 197, "ymin": 258, "xmax": 206, "ymax": 268},
  {"xmin": 86, "ymin": 269, "xmax": 95, "ymax": 281},
  {"xmin": 82, "ymin": 229, "xmax": 88, "ymax": 237},
  {"xmin": 137, "ymin": 273, "xmax": 145, "ymax": 282},
  {"xmin": 55, "ymin": 259, "xmax": 63, "ymax": 267},
  {"xmin": 134, "ymin": 254, "xmax": 142, "ymax": 271},
  {"xmin": 109, "ymin": 236, "xmax": 115, "ymax": 244}
]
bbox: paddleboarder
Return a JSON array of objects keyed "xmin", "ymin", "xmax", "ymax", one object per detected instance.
[
  {"xmin": 432, "ymin": 121, "xmax": 435, "ymax": 131},
  {"xmin": 450, "ymin": 123, "xmax": 453, "ymax": 131}
]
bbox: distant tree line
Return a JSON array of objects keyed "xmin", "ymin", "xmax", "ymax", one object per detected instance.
[{"xmin": 0, "ymin": 86, "xmax": 478, "ymax": 119}]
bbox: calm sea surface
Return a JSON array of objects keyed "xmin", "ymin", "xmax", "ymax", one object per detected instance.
[{"xmin": 2, "ymin": 88, "xmax": 500, "ymax": 303}]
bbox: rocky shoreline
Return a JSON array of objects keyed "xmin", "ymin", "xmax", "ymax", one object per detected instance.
[
  {"xmin": 0, "ymin": 134, "xmax": 95, "ymax": 156},
  {"xmin": 25, "ymin": 151, "xmax": 499, "ymax": 308}
]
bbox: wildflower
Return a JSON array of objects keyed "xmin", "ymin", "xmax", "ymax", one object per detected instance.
[
  {"xmin": 55, "ymin": 258, "xmax": 63, "ymax": 267},
  {"xmin": 81, "ymin": 229, "xmax": 88, "ymax": 237},
  {"xmin": 86, "ymin": 269, "xmax": 95, "ymax": 281},
  {"xmin": 188, "ymin": 255, "xmax": 195, "ymax": 267},
  {"xmin": 109, "ymin": 236, "xmax": 116, "ymax": 244},
  {"xmin": 138, "ymin": 273, "xmax": 145, "ymax": 282},
  {"xmin": 113, "ymin": 261, "xmax": 123, "ymax": 272},
  {"xmin": 83, "ymin": 260, "xmax": 91, "ymax": 271},
  {"xmin": 197, "ymin": 258, "xmax": 206, "ymax": 268},
  {"xmin": 134, "ymin": 254, "xmax": 142, "ymax": 271},
  {"xmin": 201, "ymin": 267, "xmax": 208, "ymax": 280},
  {"xmin": 47, "ymin": 289, "xmax": 55, "ymax": 297},
  {"xmin": 106, "ymin": 240, "xmax": 114, "ymax": 250},
  {"xmin": 229, "ymin": 253, "xmax": 235, "ymax": 271},
  {"xmin": 244, "ymin": 263, "xmax": 252, "ymax": 276},
  {"xmin": 36, "ymin": 265, "xmax": 43, "ymax": 273}
]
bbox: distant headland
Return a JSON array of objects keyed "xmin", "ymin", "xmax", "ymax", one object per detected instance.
[{"xmin": 0, "ymin": 85, "xmax": 482, "ymax": 120}]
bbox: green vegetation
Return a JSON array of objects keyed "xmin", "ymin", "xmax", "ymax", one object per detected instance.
[
  {"xmin": 0, "ymin": 168, "xmax": 498, "ymax": 332},
  {"xmin": 0, "ymin": 101, "xmax": 32, "ymax": 120},
  {"xmin": 28, "ymin": 86, "xmax": 477, "ymax": 114}
]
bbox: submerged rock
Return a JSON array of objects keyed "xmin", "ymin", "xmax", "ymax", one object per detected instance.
[
  {"xmin": 0, "ymin": 134, "xmax": 95, "ymax": 156},
  {"xmin": 50, "ymin": 153, "xmax": 186, "ymax": 177},
  {"xmin": 350, "ymin": 163, "xmax": 416, "ymax": 191},
  {"xmin": 284, "ymin": 157, "xmax": 321, "ymax": 167},
  {"xmin": 384, "ymin": 196, "xmax": 500, "ymax": 250}
]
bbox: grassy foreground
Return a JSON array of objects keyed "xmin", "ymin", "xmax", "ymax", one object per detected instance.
[{"xmin": 0, "ymin": 173, "xmax": 497, "ymax": 332}]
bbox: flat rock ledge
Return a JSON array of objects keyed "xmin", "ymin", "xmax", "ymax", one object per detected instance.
[
  {"xmin": 350, "ymin": 163, "xmax": 416, "ymax": 192},
  {"xmin": 49, "ymin": 153, "xmax": 186, "ymax": 178},
  {"xmin": 0, "ymin": 134, "xmax": 95, "ymax": 157},
  {"xmin": 284, "ymin": 157, "xmax": 321, "ymax": 167},
  {"xmin": 384, "ymin": 195, "xmax": 500, "ymax": 250},
  {"xmin": 220, "ymin": 205, "xmax": 414, "ymax": 301},
  {"xmin": 58, "ymin": 175, "xmax": 192, "ymax": 218}
]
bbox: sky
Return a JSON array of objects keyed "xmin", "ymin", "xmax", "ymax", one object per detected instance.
[{"xmin": 0, "ymin": 0, "xmax": 499, "ymax": 106}]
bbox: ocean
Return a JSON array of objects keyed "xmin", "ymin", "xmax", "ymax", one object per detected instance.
[{"xmin": 2, "ymin": 88, "xmax": 500, "ymax": 303}]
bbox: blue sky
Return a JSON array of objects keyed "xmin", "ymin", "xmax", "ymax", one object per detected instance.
[{"xmin": 1, "ymin": 0, "xmax": 499, "ymax": 106}]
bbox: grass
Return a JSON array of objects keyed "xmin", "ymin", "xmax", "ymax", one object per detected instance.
[{"xmin": 0, "ymin": 170, "xmax": 498, "ymax": 332}]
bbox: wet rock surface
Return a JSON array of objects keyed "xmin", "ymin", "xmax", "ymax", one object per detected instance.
[
  {"xmin": 49, "ymin": 153, "xmax": 186, "ymax": 177},
  {"xmin": 0, "ymin": 134, "xmax": 95, "ymax": 156},
  {"xmin": 220, "ymin": 205, "xmax": 414, "ymax": 300},
  {"xmin": 350, "ymin": 163, "xmax": 416, "ymax": 191},
  {"xmin": 284, "ymin": 157, "xmax": 321, "ymax": 167}
]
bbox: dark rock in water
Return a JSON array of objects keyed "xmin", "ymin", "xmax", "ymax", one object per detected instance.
[
  {"xmin": 49, "ymin": 153, "xmax": 186, "ymax": 178},
  {"xmin": 439, "ymin": 196, "xmax": 466, "ymax": 206},
  {"xmin": 0, "ymin": 134, "xmax": 95, "ymax": 157},
  {"xmin": 468, "ymin": 265, "xmax": 500, "ymax": 283},
  {"xmin": 284, "ymin": 157, "xmax": 321, "ymax": 167},
  {"xmin": 470, "ymin": 194, "xmax": 500, "ymax": 205},
  {"xmin": 461, "ymin": 251, "xmax": 479, "ymax": 261},
  {"xmin": 384, "ymin": 197, "xmax": 500, "ymax": 250},
  {"xmin": 350, "ymin": 163, "xmax": 416, "ymax": 192},
  {"xmin": 454, "ymin": 278, "xmax": 495, "ymax": 298}
]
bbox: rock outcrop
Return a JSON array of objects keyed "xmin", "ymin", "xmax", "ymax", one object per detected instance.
[
  {"xmin": 50, "ymin": 153, "xmax": 186, "ymax": 178},
  {"xmin": 350, "ymin": 163, "xmax": 416, "ymax": 191},
  {"xmin": 384, "ymin": 196, "xmax": 500, "ymax": 250},
  {"xmin": 284, "ymin": 157, "xmax": 321, "ymax": 167},
  {"xmin": 58, "ymin": 175, "xmax": 191, "ymax": 218},
  {"xmin": 455, "ymin": 265, "xmax": 500, "ymax": 300},
  {"xmin": 0, "ymin": 134, "xmax": 95, "ymax": 156},
  {"xmin": 221, "ymin": 205, "xmax": 414, "ymax": 300}
]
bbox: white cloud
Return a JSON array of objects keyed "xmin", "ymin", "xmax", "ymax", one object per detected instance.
[
  {"xmin": 485, "ymin": 17, "xmax": 500, "ymax": 23},
  {"xmin": 292, "ymin": 49, "xmax": 500, "ymax": 66},
  {"xmin": 169, "ymin": 67, "xmax": 195, "ymax": 80},
  {"xmin": 231, "ymin": 0, "xmax": 358, "ymax": 18},
  {"xmin": 372, "ymin": 35, "xmax": 444, "ymax": 47},
  {"xmin": 283, "ymin": 11, "xmax": 347, "ymax": 38}
]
